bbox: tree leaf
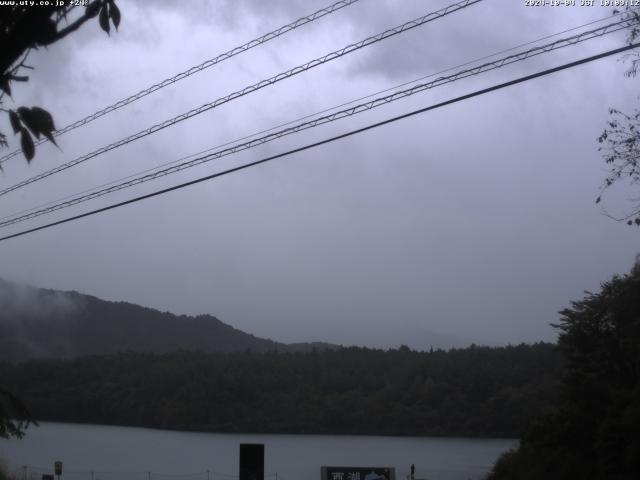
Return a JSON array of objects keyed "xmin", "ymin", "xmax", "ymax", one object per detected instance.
[
  {"xmin": 17, "ymin": 107, "xmax": 40, "ymax": 139},
  {"xmin": 41, "ymin": 130, "xmax": 58, "ymax": 147},
  {"xmin": 9, "ymin": 110, "xmax": 21, "ymax": 134},
  {"xmin": 0, "ymin": 76, "xmax": 11, "ymax": 97},
  {"xmin": 595, "ymin": 196, "xmax": 601, "ymax": 204},
  {"xmin": 85, "ymin": 0, "xmax": 102, "ymax": 18},
  {"xmin": 109, "ymin": 1, "xmax": 121, "ymax": 30},
  {"xmin": 30, "ymin": 106, "xmax": 56, "ymax": 133},
  {"xmin": 16, "ymin": 106, "xmax": 56, "ymax": 144},
  {"xmin": 20, "ymin": 128, "xmax": 35, "ymax": 163},
  {"xmin": 99, "ymin": 4, "xmax": 110, "ymax": 34}
]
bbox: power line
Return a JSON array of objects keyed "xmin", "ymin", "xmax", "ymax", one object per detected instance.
[
  {"xmin": 0, "ymin": 17, "xmax": 632, "ymax": 229},
  {"xmin": 0, "ymin": 0, "xmax": 361, "ymax": 166},
  {"xmin": 0, "ymin": 11, "xmax": 625, "ymax": 224},
  {"xmin": 1, "ymin": 42, "xmax": 637, "ymax": 244},
  {"xmin": 0, "ymin": 0, "xmax": 483, "ymax": 199},
  {"xmin": 0, "ymin": 17, "xmax": 631, "ymax": 226}
]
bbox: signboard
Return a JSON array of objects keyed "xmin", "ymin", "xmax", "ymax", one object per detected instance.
[
  {"xmin": 321, "ymin": 467, "xmax": 395, "ymax": 480},
  {"xmin": 239, "ymin": 443, "xmax": 264, "ymax": 480},
  {"xmin": 54, "ymin": 462, "xmax": 63, "ymax": 476}
]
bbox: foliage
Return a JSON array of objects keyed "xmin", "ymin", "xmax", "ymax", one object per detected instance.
[
  {"xmin": 617, "ymin": 7, "xmax": 640, "ymax": 77},
  {"xmin": 0, "ymin": 386, "xmax": 35, "ymax": 439},
  {"xmin": 597, "ymin": 106, "xmax": 640, "ymax": 226},
  {"xmin": 0, "ymin": 0, "xmax": 121, "ymax": 163},
  {"xmin": 596, "ymin": 6, "xmax": 640, "ymax": 225},
  {"xmin": 487, "ymin": 258, "xmax": 640, "ymax": 479},
  {"xmin": 0, "ymin": 343, "xmax": 562, "ymax": 438}
]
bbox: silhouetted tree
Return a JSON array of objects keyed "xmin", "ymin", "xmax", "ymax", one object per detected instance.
[
  {"xmin": 487, "ymin": 257, "xmax": 640, "ymax": 479},
  {"xmin": 596, "ymin": 7, "xmax": 640, "ymax": 226},
  {"xmin": 0, "ymin": 0, "xmax": 121, "ymax": 163},
  {"xmin": 0, "ymin": 387, "xmax": 35, "ymax": 439}
]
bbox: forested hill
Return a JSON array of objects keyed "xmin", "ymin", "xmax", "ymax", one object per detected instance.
[
  {"xmin": 0, "ymin": 278, "xmax": 332, "ymax": 361},
  {"xmin": 1, "ymin": 343, "xmax": 562, "ymax": 438}
]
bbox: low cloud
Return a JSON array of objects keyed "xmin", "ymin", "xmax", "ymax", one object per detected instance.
[{"xmin": 0, "ymin": 278, "xmax": 80, "ymax": 321}]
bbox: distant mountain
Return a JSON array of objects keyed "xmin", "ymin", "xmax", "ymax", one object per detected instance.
[
  {"xmin": 331, "ymin": 322, "xmax": 478, "ymax": 351},
  {"xmin": 0, "ymin": 278, "xmax": 334, "ymax": 361}
]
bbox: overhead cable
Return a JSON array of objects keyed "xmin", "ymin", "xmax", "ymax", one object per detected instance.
[
  {"xmin": 0, "ymin": 0, "xmax": 362, "ymax": 166},
  {"xmin": 0, "ymin": 17, "xmax": 632, "ymax": 229},
  {"xmin": 1, "ymin": 41, "xmax": 638, "ymax": 243},
  {"xmin": 1, "ymin": 10, "xmax": 625, "ymax": 224},
  {"xmin": 0, "ymin": 0, "xmax": 483, "ymax": 198}
]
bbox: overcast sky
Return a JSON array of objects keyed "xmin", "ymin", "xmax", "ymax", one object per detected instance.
[{"xmin": 0, "ymin": 0, "xmax": 638, "ymax": 349}]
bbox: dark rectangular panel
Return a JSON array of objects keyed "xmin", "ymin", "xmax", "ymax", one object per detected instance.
[{"xmin": 240, "ymin": 443, "xmax": 264, "ymax": 480}]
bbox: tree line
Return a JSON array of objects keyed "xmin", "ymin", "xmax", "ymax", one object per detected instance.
[{"xmin": 0, "ymin": 343, "xmax": 561, "ymax": 438}]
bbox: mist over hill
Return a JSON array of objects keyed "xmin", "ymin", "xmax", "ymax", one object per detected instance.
[
  {"xmin": 0, "ymin": 279, "xmax": 565, "ymax": 439},
  {"xmin": 0, "ymin": 278, "xmax": 336, "ymax": 361},
  {"xmin": 0, "ymin": 279, "xmax": 478, "ymax": 361}
]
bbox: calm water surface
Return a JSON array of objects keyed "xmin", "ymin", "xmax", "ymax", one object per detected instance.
[{"xmin": 0, "ymin": 423, "xmax": 515, "ymax": 480}]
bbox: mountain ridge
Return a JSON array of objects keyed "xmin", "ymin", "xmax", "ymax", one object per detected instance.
[{"xmin": 0, "ymin": 278, "xmax": 335, "ymax": 361}]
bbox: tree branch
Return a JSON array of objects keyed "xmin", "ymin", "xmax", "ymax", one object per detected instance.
[{"xmin": 49, "ymin": 1, "xmax": 103, "ymax": 43}]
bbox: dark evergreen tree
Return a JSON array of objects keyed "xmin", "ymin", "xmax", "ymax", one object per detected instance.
[{"xmin": 488, "ymin": 258, "xmax": 640, "ymax": 480}]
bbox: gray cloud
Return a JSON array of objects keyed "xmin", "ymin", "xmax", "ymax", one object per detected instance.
[{"xmin": 0, "ymin": 0, "xmax": 638, "ymax": 349}]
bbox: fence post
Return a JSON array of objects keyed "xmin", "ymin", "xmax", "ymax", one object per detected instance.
[{"xmin": 207, "ymin": 470, "xmax": 210, "ymax": 480}]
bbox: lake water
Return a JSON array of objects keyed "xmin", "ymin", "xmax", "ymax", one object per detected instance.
[{"xmin": 0, "ymin": 423, "xmax": 515, "ymax": 480}]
